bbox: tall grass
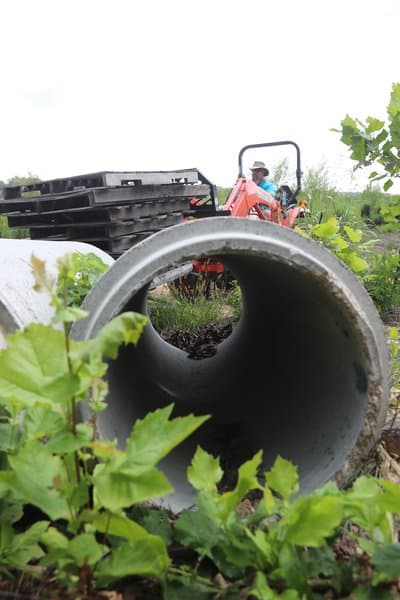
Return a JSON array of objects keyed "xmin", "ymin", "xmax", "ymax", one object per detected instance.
[{"xmin": 147, "ymin": 280, "xmax": 241, "ymax": 338}]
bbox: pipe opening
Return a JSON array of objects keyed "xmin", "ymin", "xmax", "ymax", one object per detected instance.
[{"xmin": 146, "ymin": 262, "xmax": 242, "ymax": 355}]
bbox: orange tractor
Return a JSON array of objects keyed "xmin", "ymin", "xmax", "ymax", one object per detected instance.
[{"xmin": 181, "ymin": 140, "xmax": 308, "ymax": 291}]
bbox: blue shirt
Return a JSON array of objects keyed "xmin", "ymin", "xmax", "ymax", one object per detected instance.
[{"xmin": 258, "ymin": 178, "xmax": 277, "ymax": 197}]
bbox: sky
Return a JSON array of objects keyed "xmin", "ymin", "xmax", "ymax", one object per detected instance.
[{"xmin": 1, "ymin": 0, "xmax": 399, "ymax": 193}]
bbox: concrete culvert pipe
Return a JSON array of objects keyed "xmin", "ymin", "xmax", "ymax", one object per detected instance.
[
  {"xmin": 71, "ymin": 217, "xmax": 390, "ymax": 512},
  {"xmin": 0, "ymin": 238, "xmax": 114, "ymax": 349}
]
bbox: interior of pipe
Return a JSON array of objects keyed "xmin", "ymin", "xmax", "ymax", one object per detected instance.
[{"xmin": 99, "ymin": 253, "xmax": 369, "ymax": 512}]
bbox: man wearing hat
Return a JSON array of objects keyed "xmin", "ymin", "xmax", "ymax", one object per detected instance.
[{"xmin": 250, "ymin": 161, "xmax": 277, "ymax": 196}]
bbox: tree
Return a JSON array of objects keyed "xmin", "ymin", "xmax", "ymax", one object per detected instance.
[{"xmin": 333, "ymin": 82, "xmax": 400, "ymax": 192}]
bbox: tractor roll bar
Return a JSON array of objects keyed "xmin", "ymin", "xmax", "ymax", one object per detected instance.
[{"xmin": 238, "ymin": 140, "xmax": 303, "ymax": 200}]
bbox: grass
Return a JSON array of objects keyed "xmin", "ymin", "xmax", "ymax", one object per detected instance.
[{"xmin": 147, "ymin": 278, "xmax": 241, "ymax": 338}]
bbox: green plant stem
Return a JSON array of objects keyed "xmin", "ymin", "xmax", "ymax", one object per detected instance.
[
  {"xmin": 167, "ymin": 567, "xmax": 229, "ymax": 592},
  {"xmin": 63, "ymin": 318, "xmax": 81, "ymax": 486}
]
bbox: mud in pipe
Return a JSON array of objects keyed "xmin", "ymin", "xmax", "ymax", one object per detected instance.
[{"xmin": 71, "ymin": 217, "xmax": 390, "ymax": 512}]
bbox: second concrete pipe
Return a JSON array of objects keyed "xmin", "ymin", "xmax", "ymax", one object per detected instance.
[{"xmin": 71, "ymin": 217, "xmax": 390, "ymax": 511}]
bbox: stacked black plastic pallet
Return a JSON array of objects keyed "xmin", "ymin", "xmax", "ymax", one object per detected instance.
[{"xmin": 0, "ymin": 169, "xmax": 216, "ymax": 258}]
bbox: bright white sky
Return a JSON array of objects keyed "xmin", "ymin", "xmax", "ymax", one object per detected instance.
[{"xmin": 1, "ymin": 0, "xmax": 399, "ymax": 193}]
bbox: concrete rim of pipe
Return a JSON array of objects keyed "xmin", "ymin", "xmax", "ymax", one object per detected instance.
[
  {"xmin": 0, "ymin": 238, "xmax": 114, "ymax": 349},
  {"xmin": 72, "ymin": 217, "xmax": 390, "ymax": 511}
]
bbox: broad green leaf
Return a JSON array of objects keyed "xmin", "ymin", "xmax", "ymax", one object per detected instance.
[
  {"xmin": 128, "ymin": 505, "xmax": 173, "ymax": 545},
  {"xmin": 312, "ymin": 217, "xmax": 338, "ymax": 239},
  {"xmin": 263, "ymin": 486, "xmax": 277, "ymax": 514},
  {"xmin": 251, "ymin": 571, "xmax": 300, "ymax": 599},
  {"xmin": 7, "ymin": 441, "xmax": 69, "ymax": 520},
  {"xmin": 284, "ymin": 495, "xmax": 343, "ymax": 546},
  {"xmin": 339, "ymin": 250, "xmax": 368, "ymax": 273},
  {"xmin": 6, "ymin": 520, "xmax": 49, "ymax": 566},
  {"xmin": 67, "ymin": 533, "xmax": 106, "ymax": 566},
  {"xmin": 371, "ymin": 543, "xmax": 400, "ymax": 578},
  {"xmin": 246, "ymin": 528, "xmax": 275, "ymax": 569},
  {"xmin": 23, "ymin": 405, "xmax": 65, "ymax": 440},
  {"xmin": 46, "ymin": 422, "xmax": 93, "ymax": 453},
  {"xmin": 378, "ymin": 479, "xmax": 400, "ymax": 512},
  {"xmin": 0, "ymin": 496, "xmax": 23, "ymax": 526},
  {"xmin": 250, "ymin": 571, "xmax": 277, "ymax": 599},
  {"xmin": 187, "ymin": 445, "xmax": 223, "ymax": 494},
  {"xmin": 365, "ymin": 116, "xmax": 385, "ymax": 134},
  {"xmin": 126, "ymin": 404, "xmax": 210, "ymax": 468},
  {"xmin": 72, "ymin": 312, "xmax": 148, "ymax": 363},
  {"xmin": 88, "ymin": 510, "xmax": 149, "ymax": 541},
  {"xmin": 0, "ymin": 422, "xmax": 15, "ymax": 452},
  {"xmin": 52, "ymin": 306, "xmax": 88, "ymax": 324},
  {"xmin": 93, "ymin": 466, "xmax": 172, "ymax": 511},
  {"xmin": 330, "ymin": 236, "xmax": 348, "ymax": 251},
  {"xmin": 383, "ymin": 179, "xmax": 393, "ymax": 191},
  {"xmin": 265, "ymin": 455, "xmax": 298, "ymax": 501},
  {"xmin": 217, "ymin": 451, "xmax": 263, "ymax": 523},
  {"xmin": 343, "ymin": 225, "xmax": 362, "ymax": 243},
  {"xmin": 41, "ymin": 526, "xmax": 69, "ymax": 550},
  {"xmin": 175, "ymin": 507, "xmax": 221, "ymax": 557},
  {"xmin": 344, "ymin": 476, "xmax": 382, "ymax": 528},
  {"xmin": 95, "ymin": 536, "xmax": 169, "ymax": 584},
  {"xmin": 0, "ymin": 324, "xmax": 71, "ymax": 408}
]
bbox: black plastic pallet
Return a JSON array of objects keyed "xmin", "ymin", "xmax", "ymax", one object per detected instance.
[
  {"xmin": 28, "ymin": 212, "xmax": 184, "ymax": 240},
  {"xmin": 0, "ymin": 184, "xmax": 211, "ymax": 215},
  {"xmin": 6, "ymin": 198, "xmax": 190, "ymax": 228},
  {"xmin": 3, "ymin": 169, "xmax": 201, "ymax": 200}
]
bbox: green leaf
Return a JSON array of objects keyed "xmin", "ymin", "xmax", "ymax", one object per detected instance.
[
  {"xmin": 187, "ymin": 446, "xmax": 223, "ymax": 494},
  {"xmin": 0, "ymin": 324, "xmax": 71, "ymax": 408},
  {"xmin": 175, "ymin": 507, "xmax": 221, "ymax": 557},
  {"xmin": 128, "ymin": 505, "xmax": 173, "ymax": 545},
  {"xmin": 95, "ymin": 536, "xmax": 169, "ymax": 585},
  {"xmin": 339, "ymin": 250, "xmax": 368, "ymax": 273},
  {"xmin": 88, "ymin": 510, "xmax": 150, "ymax": 541},
  {"xmin": 7, "ymin": 441, "xmax": 69, "ymax": 520},
  {"xmin": 371, "ymin": 543, "xmax": 400, "ymax": 578},
  {"xmin": 46, "ymin": 422, "xmax": 93, "ymax": 453},
  {"xmin": 265, "ymin": 455, "xmax": 298, "ymax": 501},
  {"xmin": 0, "ymin": 422, "xmax": 16, "ymax": 452},
  {"xmin": 93, "ymin": 466, "xmax": 172, "ymax": 511},
  {"xmin": 378, "ymin": 479, "xmax": 400, "ymax": 512},
  {"xmin": 216, "ymin": 451, "xmax": 263, "ymax": 523},
  {"xmin": 52, "ymin": 306, "xmax": 89, "ymax": 324},
  {"xmin": 40, "ymin": 526, "xmax": 68, "ymax": 550},
  {"xmin": 6, "ymin": 520, "xmax": 49, "ymax": 566},
  {"xmin": 284, "ymin": 495, "xmax": 343, "ymax": 546},
  {"xmin": 251, "ymin": 570, "xmax": 300, "ymax": 599},
  {"xmin": 343, "ymin": 225, "xmax": 362, "ymax": 243},
  {"xmin": 23, "ymin": 405, "xmax": 65, "ymax": 440},
  {"xmin": 73, "ymin": 312, "xmax": 148, "ymax": 363},
  {"xmin": 126, "ymin": 404, "xmax": 210, "ymax": 469},
  {"xmin": 67, "ymin": 533, "xmax": 106, "ymax": 567},
  {"xmin": 246, "ymin": 528, "xmax": 275, "ymax": 569},
  {"xmin": 312, "ymin": 217, "xmax": 339, "ymax": 239},
  {"xmin": 365, "ymin": 116, "xmax": 385, "ymax": 134}
]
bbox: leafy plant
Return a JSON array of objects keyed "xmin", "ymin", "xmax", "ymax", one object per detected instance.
[
  {"xmin": 333, "ymin": 82, "xmax": 400, "ymax": 192},
  {"xmin": 295, "ymin": 214, "xmax": 374, "ymax": 274},
  {"xmin": 55, "ymin": 251, "xmax": 110, "ymax": 310},
  {"xmin": 363, "ymin": 250, "xmax": 400, "ymax": 319},
  {"xmin": 0, "ymin": 253, "xmax": 209, "ymax": 592},
  {"xmin": 159, "ymin": 450, "xmax": 400, "ymax": 597}
]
